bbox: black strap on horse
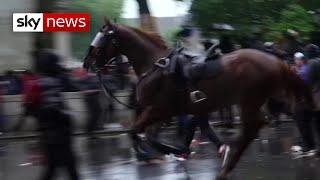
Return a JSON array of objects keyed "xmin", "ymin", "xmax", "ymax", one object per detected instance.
[{"xmin": 97, "ymin": 71, "xmax": 134, "ymax": 109}]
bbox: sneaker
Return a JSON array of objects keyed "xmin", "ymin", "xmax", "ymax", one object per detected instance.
[
  {"xmin": 173, "ymin": 153, "xmax": 189, "ymax": 161},
  {"xmin": 190, "ymin": 90, "xmax": 207, "ymax": 103},
  {"xmin": 291, "ymin": 147, "xmax": 316, "ymax": 159},
  {"xmin": 290, "ymin": 145, "xmax": 303, "ymax": 156},
  {"xmin": 219, "ymin": 144, "xmax": 230, "ymax": 167},
  {"xmin": 316, "ymin": 151, "xmax": 320, "ymax": 159},
  {"xmin": 191, "ymin": 138, "xmax": 209, "ymax": 146}
]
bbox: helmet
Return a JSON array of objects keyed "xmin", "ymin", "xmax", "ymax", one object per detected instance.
[
  {"xmin": 304, "ymin": 44, "xmax": 320, "ymax": 59},
  {"xmin": 294, "ymin": 52, "xmax": 305, "ymax": 60}
]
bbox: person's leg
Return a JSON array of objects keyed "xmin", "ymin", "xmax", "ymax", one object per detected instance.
[
  {"xmin": 177, "ymin": 115, "xmax": 187, "ymax": 137},
  {"xmin": 0, "ymin": 115, "xmax": 4, "ymax": 133},
  {"xmin": 295, "ymin": 105, "xmax": 315, "ymax": 151},
  {"xmin": 85, "ymin": 94, "xmax": 100, "ymax": 136},
  {"xmin": 313, "ymin": 111, "xmax": 320, "ymax": 152},
  {"xmin": 183, "ymin": 116, "xmax": 198, "ymax": 147},
  {"xmin": 107, "ymin": 102, "xmax": 115, "ymax": 124},
  {"xmin": 224, "ymin": 107, "xmax": 234, "ymax": 128},
  {"xmin": 40, "ymin": 145, "xmax": 57, "ymax": 180},
  {"xmin": 13, "ymin": 104, "xmax": 29, "ymax": 131},
  {"xmin": 63, "ymin": 145, "xmax": 79, "ymax": 180},
  {"xmin": 197, "ymin": 116, "xmax": 223, "ymax": 150}
]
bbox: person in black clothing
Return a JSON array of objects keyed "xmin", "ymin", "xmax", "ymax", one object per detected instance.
[
  {"xmin": 173, "ymin": 28, "xmax": 230, "ymax": 160},
  {"xmin": 219, "ymin": 34, "xmax": 235, "ymax": 54},
  {"xmin": 33, "ymin": 49, "xmax": 79, "ymax": 180},
  {"xmin": 217, "ymin": 35, "xmax": 235, "ymax": 129},
  {"xmin": 291, "ymin": 44, "xmax": 320, "ymax": 158},
  {"xmin": 80, "ymin": 72, "xmax": 102, "ymax": 139}
]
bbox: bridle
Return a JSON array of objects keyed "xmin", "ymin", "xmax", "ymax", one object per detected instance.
[
  {"xmin": 85, "ymin": 25, "xmax": 135, "ymax": 109},
  {"xmin": 84, "ymin": 24, "xmax": 174, "ymax": 109}
]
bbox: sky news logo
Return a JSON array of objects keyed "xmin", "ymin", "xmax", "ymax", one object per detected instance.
[{"xmin": 13, "ymin": 13, "xmax": 90, "ymax": 32}]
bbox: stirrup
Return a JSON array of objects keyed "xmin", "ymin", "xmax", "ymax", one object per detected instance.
[{"xmin": 190, "ymin": 90, "xmax": 207, "ymax": 103}]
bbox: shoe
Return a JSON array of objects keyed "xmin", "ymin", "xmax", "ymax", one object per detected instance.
[
  {"xmin": 316, "ymin": 151, "xmax": 320, "ymax": 160},
  {"xmin": 219, "ymin": 144, "xmax": 230, "ymax": 167},
  {"xmin": 291, "ymin": 146, "xmax": 316, "ymax": 159},
  {"xmin": 191, "ymin": 138, "xmax": 209, "ymax": 146},
  {"xmin": 190, "ymin": 90, "xmax": 207, "ymax": 103},
  {"xmin": 173, "ymin": 153, "xmax": 189, "ymax": 161},
  {"xmin": 197, "ymin": 139, "xmax": 210, "ymax": 145},
  {"xmin": 290, "ymin": 145, "xmax": 302, "ymax": 155}
]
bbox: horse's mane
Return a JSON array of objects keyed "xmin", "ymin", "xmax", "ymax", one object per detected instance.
[{"xmin": 128, "ymin": 26, "xmax": 168, "ymax": 49}]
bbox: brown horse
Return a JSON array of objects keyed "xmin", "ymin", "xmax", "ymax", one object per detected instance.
[{"xmin": 83, "ymin": 19, "xmax": 314, "ymax": 180}]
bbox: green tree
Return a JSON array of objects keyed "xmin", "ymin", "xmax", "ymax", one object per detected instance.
[
  {"xmin": 271, "ymin": 4, "xmax": 316, "ymax": 39},
  {"xmin": 189, "ymin": 0, "xmax": 319, "ymax": 40}
]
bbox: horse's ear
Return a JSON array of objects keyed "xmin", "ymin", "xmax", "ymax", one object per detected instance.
[{"xmin": 103, "ymin": 16, "xmax": 112, "ymax": 26}]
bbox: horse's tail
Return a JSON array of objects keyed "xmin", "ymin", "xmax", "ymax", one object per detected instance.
[{"xmin": 280, "ymin": 63, "xmax": 314, "ymax": 109}]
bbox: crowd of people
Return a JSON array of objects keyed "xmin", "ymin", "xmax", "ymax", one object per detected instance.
[{"xmin": 0, "ymin": 61, "xmax": 130, "ymax": 136}]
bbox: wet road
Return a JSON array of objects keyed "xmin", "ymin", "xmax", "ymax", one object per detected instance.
[{"xmin": 0, "ymin": 123, "xmax": 319, "ymax": 180}]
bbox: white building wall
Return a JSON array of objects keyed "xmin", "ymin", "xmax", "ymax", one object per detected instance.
[{"xmin": 0, "ymin": 0, "xmax": 36, "ymax": 72}]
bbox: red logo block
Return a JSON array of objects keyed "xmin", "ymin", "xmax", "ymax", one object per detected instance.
[{"xmin": 43, "ymin": 13, "xmax": 90, "ymax": 32}]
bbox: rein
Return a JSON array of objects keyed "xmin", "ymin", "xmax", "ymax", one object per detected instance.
[
  {"xmin": 87, "ymin": 24, "xmax": 175, "ymax": 110},
  {"xmin": 90, "ymin": 25, "xmax": 136, "ymax": 109},
  {"xmin": 97, "ymin": 70, "xmax": 134, "ymax": 109}
]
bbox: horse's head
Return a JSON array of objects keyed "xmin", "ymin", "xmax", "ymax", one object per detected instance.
[
  {"xmin": 83, "ymin": 17, "xmax": 169, "ymax": 75},
  {"xmin": 83, "ymin": 17, "xmax": 121, "ymax": 71}
]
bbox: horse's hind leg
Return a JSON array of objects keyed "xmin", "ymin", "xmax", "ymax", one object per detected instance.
[{"xmin": 216, "ymin": 104, "xmax": 266, "ymax": 180}]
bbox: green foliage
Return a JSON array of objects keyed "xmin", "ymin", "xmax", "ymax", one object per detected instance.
[
  {"xmin": 270, "ymin": 5, "xmax": 316, "ymax": 39},
  {"xmin": 189, "ymin": 0, "xmax": 319, "ymax": 40},
  {"xmin": 163, "ymin": 27, "xmax": 183, "ymax": 45},
  {"xmin": 70, "ymin": 0, "xmax": 124, "ymax": 58}
]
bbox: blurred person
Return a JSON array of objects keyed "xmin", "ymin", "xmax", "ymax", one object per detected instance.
[
  {"xmin": 215, "ymin": 35, "xmax": 235, "ymax": 129},
  {"xmin": 33, "ymin": 49, "xmax": 79, "ymax": 180},
  {"xmin": 219, "ymin": 34, "xmax": 235, "ymax": 54},
  {"xmin": 291, "ymin": 44, "xmax": 320, "ymax": 158},
  {"xmin": 174, "ymin": 28, "xmax": 229, "ymax": 161},
  {"xmin": 176, "ymin": 27, "xmax": 207, "ymax": 102},
  {"xmin": 13, "ymin": 70, "xmax": 40, "ymax": 131},
  {"xmin": 73, "ymin": 67, "xmax": 104, "ymax": 137},
  {"xmin": 0, "ymin": 82, "xmax": 5, "ymax": 134},
  {"xmin": 218, "ymin": 107, "xmax": 234, "ymax": 129},
  {"xmin": 3, "ymin": 70, "xmax": 22, "ymax": 95},
  {"xmin": 175, "ymin": 115, "xmax": 228, "ymax": 161},
  {"xmin": 293, "ymin": 52, "xmax": 308, "ymax": 81},
  {"xmin": 82, "ymin": 72, "xmax": 102, "ymax": 139},
  {"xmin": 275, "ymin": 30, "xmax": 304, "ymax": 63}
]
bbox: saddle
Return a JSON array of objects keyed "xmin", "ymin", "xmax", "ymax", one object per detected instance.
[
  {"xmin": 167, "ymin": 48, "xmax": 222, "ymax": 81},
  {"xmin": 155, "ymin": 48, "xmax": 222, "ymax": 103}
]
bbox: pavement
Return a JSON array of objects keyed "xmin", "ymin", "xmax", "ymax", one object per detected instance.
[{"xmin": 0, "ymin": 123, "xmax": 320, "ymax": 180}]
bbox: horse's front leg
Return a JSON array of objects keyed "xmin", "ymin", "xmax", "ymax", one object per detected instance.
[
  {"xmin": 145, "ymin": 122, "xmax": 189, "ymax": 155},
  {"xmin": 132, "ymin": 106, "xmax": 153, "ymax": 133},
  {"xmin": 132, "ymin": 106, "xmax": 189, "ymax": 155}
]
